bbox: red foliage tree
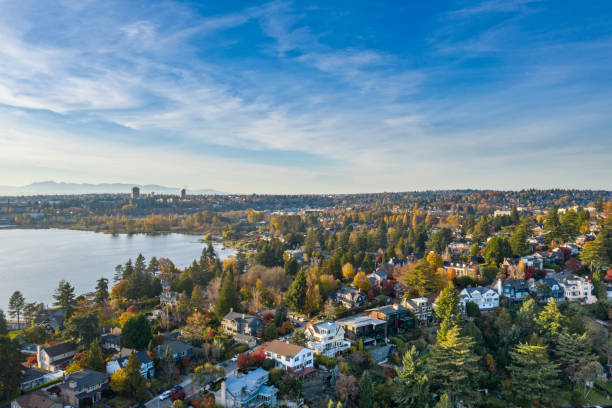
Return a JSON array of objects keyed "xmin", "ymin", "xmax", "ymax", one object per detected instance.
[
  {"xmin": 26, "ymin": 354, "xmax": 38, "ymax": 367},
  {"xmin": 367, "ymin": 289, "xmax": 375, "ymax": 301},
  {"xmin": 236, "ymin": 353, "xmax": 251, "ymax": 371},
  {"xmin": 262, "ymin": 312, "xmax": 275, "ymax": 322},
  {"xmin": 564, "ymin": 258, "xmax": 582, "ymax": 274},
  {"xmin": 252, "ymin": 347, "xmax": 266, "ymax": 364},
  {"xmin": 604, "ymin": 269, "xmax": 612, "ymax": 282},
  {"xmin": 523, "ymin": 266, "xmax": 535, "ymax": 281},
  {"xmin": 382, "ymin": 280, "xmax": 396, "ymax": 297},
  {"xmin": 170, "ymin": 389, "xmax": 186, "ymax": 401},
  {"xmin": 126, "ymin": 305, "xmax": 140, "ymax": 314},
  {"xmin": 181, "ymin": 356, "xmax": 191, "ymax": 368}
]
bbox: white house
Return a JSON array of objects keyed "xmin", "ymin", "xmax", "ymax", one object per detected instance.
[
  {"xmin": 521, "ymin": 255, "xmax": 544, "ymax": 271},
  {"xmin": 106, "ymin": 350, "xmax": 155, "ymax": 378},
  {"xmin": 559, "ymin": 276, "xmax": 597, "ymax": 304},
  {"xmin": 305, "ymin": 321, "xmax": 351, "ymax": 358},
  {"xmin": 37, "ymin": 342, "xmax": 77, "ymax": 371},
  {"xmin": 263, "ymin": 340, "xmax": 314, "ymax": 372},
  {"xmin": 460, "ymin": 287, "xmax": 499, "ymax": 311},
  {"xmin": 401, "ymin": 297, "xmax": 434, "ymax": 322}
]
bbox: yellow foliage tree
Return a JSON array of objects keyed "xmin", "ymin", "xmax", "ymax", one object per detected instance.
[
  {"xmin": 426, "ymin": 251, "xmax": 444, "ymax": 269},
  {"xmin": 353, "ymin": 272, "xmax": 371, "ymax": 292},
  {"xmin": 342, "ymin": 263, "xmax": 355, "ymax": 279},
  {"xmin": 110, "ymin": 368, "xmax": 128, "ymax": 394},
  {"xmin": 119, "ymin": 311, "xmax": 136, "ymax": 328}
]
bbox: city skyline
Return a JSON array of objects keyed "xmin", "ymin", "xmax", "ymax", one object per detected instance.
[{"xmin": 1, "ymin": 1, "xmax": 612, "ymax": 193}]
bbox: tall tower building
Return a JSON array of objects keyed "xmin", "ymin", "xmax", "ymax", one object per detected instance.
[
  {"xmin": 180, "ymin": 188, "xmax": 186, "ymax": 199},
  {"xmin": 131, "ymin": 186, "xmax": 140, "ymax": 199}
]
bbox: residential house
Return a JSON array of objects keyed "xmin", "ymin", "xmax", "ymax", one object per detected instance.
[
  {"xmin": 337, "ymin": 315, "xmax": 388, "ymax": 347},
  {"xmin": 304, "ymin": 321, "xmax": 351, "ymax": 358},
  {"xmin": 221, "ymin": 367, "xmax": 278, "ymax": 408},
  {"xmin": 402, "ymin": 297, "xmax": 434, "ymax": 323},
  {"xmin": 222, "ymin": 310, "xmax": 264, "ymax": 338},
  {"xmin": 33, "ymin": 309, "xmax": 65, "ymax": 333},
  {"xmin": 20, "ymin": 368, "xmax": 48, "ymax": 391},
  {"xmin": 500, "ymin": 258, "xmax": 522, "ymax": 278},
  {"xmin": 106, "ymin": 350, "xmax": 155, "ymax": 378},
  {"xmin": 448, "ymin": 241, "xmax": 472, "ymax": 253},
  {"xmin": 263, "ymin": 340, "xmax": 314, "ymax": 372},
  {"xmin": 443, "ymin": 260, "xmax": 478, "ymax": 278},
  {"xmin": 366, "ymin": 304, "xmax": 414, "ymax": 335},
  {"xmin": 100, "ymin": 333, "xmax": 121, "ymax": 353},
  {"xmin": 336, "ymin": 286, "xmax": 368, "ymax": 309},
  {"xmin": 367, "ymin": 268, "xmax": 388, "ymax": 288},
  {"xmin": 233, "ymin": 333, "xmax": 258, "ymax": 349},
  {"xmin": 284, "ymin": 248, "xmax": 304, "ymax": 263},
  {"xmin": 529, "ymin": 278, "xmax": 564, "ymax": 302},
  {"xmin": 550, "ymin": 249, "xmax": 566, "ymax": 263},
  {"xmin": 560, "ymin": 243, "xmax": 580, "ymax": 257},
  {"xmin": 521, "ymin": 255, "xmax": 544, "ymax": 271},
  {"xmin": 37, "ymin": 342, "xmax": 77, "ymax": 371},
  {"xmin": 155, "ymin": 340, "xmax": 193, "ymax": 362},
  {"xmin": 57, "ymin": 370, "xmax": 110, "ymax": 408},
  {"xmin": 460, "ymin": 287, "xmax": 500, "ymax": 311},
  {"xmin": 11, "ymin": 391, "xmax": 62, "ymax": 408},
  {"xmin": 559, "ymin": 276, "xmax": 596, "ymax": 304},
  {"xmin": 496, "ymin": 279, "xmax": 529, "ymax": 301},
  {"xmin": 160, "ymin": 290, "xmax": 180, "ymax": 307}
]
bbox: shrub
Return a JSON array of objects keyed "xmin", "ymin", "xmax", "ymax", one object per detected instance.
[
  {"xmin": 315, "ymin": 354, "xmax": 337, "ymax": 369},
  {"xmin": 466, "ymin": 301, "xmax": 481, "ymax": 317},
  {"xmin": 262, "ymin": 358, "xmax": 275, "ymax": 370}
]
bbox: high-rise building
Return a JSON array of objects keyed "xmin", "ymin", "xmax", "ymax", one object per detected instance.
[
  {"xmin": 131, "ymin": 186, "xmax": 140, "ymax": 199},
  {"xmin": 179, "ymin": 188, "xmax": 186, "ymax": 199}
]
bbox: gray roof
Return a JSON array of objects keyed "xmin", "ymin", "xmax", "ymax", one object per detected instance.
[
  {"xmin": 504, "ymin": 279, "xmax": 528, "ymax": 290},
  {"xmin": 366, "ymin": 304, "xmax": 408, "ymax": 315},
  {"xmin": 337, "ymin": 315, "xmax": 386, "ymax": 328},
  {"xmin": 22, "ymin": 368, "xmax": 47, "ymax": 383},
  {"xmin": 156, "ymin": 340, "xmax": 192, "ymax": 356},
  {"xmin": 41, "ymin": 342, "xmax": 76, "ymax": 357},
  {"xmin": 101, "ymin": 333, "xmax": 120, "ymax": 344},
  {"xmin": 309, "ymin": 321, "xmax": 342, "ymax": 334},
  {"xmin": 60, "ymin": 369, "xmax": 109, "ymax": 391},
  {"xmin": 223, "ymin": 311, "xmax": 262, "ymax": 325}
]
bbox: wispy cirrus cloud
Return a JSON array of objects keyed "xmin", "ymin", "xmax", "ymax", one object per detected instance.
[{"xmin": 0, "ymin": 0, "xmax": 611, "ymax": 192}]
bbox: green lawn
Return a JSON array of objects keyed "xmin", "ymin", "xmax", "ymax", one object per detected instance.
[
  {"xmin": 584, "ymin": 389, "xmax": 612, "ymax": 405},
  {"xmin": 597, "ymin": 380, "xmax": 612, "ymax": 394},
  {"xmin": 105, "ymin": 396, "xmax": 133, "ymax": 408}
]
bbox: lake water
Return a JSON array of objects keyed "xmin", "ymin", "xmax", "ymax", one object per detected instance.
[{"xmin": 0, "ymin": 229, "xmax": 235, "ymax": 312}]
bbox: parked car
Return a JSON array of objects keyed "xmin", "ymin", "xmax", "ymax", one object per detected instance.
[{"xmin": 159, "ymin": 390, "xmax": 172, "ymax": 400}]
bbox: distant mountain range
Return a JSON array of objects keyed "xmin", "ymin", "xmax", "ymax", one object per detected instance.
[{"xmin": 0, "ymin": 181, "xmax": 225, "ymax": 196}]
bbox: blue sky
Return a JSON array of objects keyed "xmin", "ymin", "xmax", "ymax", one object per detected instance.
[{"xmin": 1, "ymin": 0, "xmax": 611, "ymax": 193}]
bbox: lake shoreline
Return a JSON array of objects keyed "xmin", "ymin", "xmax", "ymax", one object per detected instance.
[
  {"xmin": 0, "ymin": 224, "xmax": 214, "ymax": 237},
  {"xmin": 0, "ymin": 229, "xmax": 236, "ymax": 311}
]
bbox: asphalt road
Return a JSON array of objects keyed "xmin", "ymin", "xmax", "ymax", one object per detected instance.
[{"xmin": 145, "ymin": 377, "xmax": 197, "ymax": 408}]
